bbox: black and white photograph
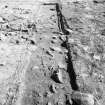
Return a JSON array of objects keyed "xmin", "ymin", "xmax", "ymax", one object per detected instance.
[{"xmin": 0, "ymin": 0, "xmax": 105, "ymax": 105}]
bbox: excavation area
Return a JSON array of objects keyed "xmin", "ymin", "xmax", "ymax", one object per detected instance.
[{"xmin": 0, "ymin": 0, "xmax": 105, "ymax": 105}]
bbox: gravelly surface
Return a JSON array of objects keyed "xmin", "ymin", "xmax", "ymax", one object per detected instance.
[{"xmin": 0, "ymin": 0, "xmax": 105, "ymax": 105}]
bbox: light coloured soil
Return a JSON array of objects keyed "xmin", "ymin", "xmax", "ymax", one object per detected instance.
[{"xmin": 0, "ymin": 0, "xmax": 105, "ymax": 105}]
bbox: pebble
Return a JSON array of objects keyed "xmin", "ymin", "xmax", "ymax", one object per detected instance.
[
  {"xmin": 93, "ymin": 54, "xmax": 100, "ymax": 60},
  {"xmin": 58, "ymin": 62, "xmax": 66, "ymax": 69},
  {"xmin": 50, "ymin": 46, "xmax": 62, "ymax": 53},
  {"xmin": 56, "ymin": 69, "xmax": 63, "ymax": 83},
  {"xmin": 51, "ymin": 69, "xmax": 63, "ymax": 83},
  {"xmin": 32, "ymin": 66, "xmax": 39, "ymax": 70},
  {"xmin": 27, "ymin": 45, "xmax": 38, "ymax": 51},
  {"xmin": 71, "ymin": 91, "xmax": 94, "ymax": 105},
  {"xmin": 68, "ymin": 38, "xmax": 75, "ymax": 43},
  {"xmin": 66, "ymin": 28, "xmax": 73, "ymax": 33},
  {"xmin": 46, "ymin": 50, "xmax": 53, "ymax": 57},
  {"xmin": 49, "ymin": 84, "xmax": 57, "ymax": 93},
  {"xmin": 59, "ymin": 35, "xmax": 66, "ymax": 41},
  {"xmin": 0, "ymin": 16, "xmax": 6, "ymax": 23},
  {"xmin": 47, "ymin": 102, "xmax": 52, "ymax": 105}
]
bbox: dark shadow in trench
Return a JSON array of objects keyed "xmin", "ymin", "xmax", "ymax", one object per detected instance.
[
  {"xmin": 55, "ymin": 2, "xmax": 79, "ymax": 91},
  {"xmin": 67, "ymin": 46, "xmax": 79, "ymax": 91}
]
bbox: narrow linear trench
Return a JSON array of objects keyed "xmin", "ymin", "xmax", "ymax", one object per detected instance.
[
  {"xmin": 55, "ymin": 3, "xmax": 79, "ymax": 91},
  {"xmin": 66, "ymin": 39, "xmax": 79, "ymax": 91},
  {"xmin": 43, "ymin": 2, "xmax": 80, "ymax": 105},
  {"xmin": 55, "ymin": 3, "xmax": 81, "ymax": 105},
  {"xmin": 56, "ymin": 3, "xmax": 70, "ymax": 35}
]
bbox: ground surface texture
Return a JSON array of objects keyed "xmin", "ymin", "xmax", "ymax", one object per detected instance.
[{"xmin": 0, "ymin": 0, "xmax": 105, "ymax": 105}]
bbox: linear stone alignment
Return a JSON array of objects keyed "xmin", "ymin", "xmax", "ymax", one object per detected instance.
[{"xmin": 0, "ymin": 0, "xmax": 105, "ymax": 105}]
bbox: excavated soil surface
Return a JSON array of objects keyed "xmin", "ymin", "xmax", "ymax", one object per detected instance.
[{"xmin": 0, "ymin": 0, "xmax": 105, "ymax": 105}]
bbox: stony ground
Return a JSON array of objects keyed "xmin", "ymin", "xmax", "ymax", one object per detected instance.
[{"xmin": 0, "ymin": 0, "xmax": 105, "ymax": 105}]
